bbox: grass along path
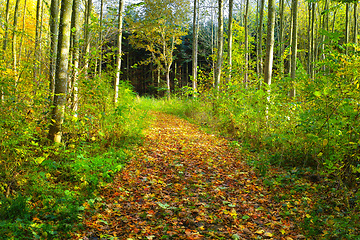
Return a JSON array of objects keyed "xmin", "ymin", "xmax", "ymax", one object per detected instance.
[{"xmin": 83, "ymin": 112, "xmax": 302, "ymax": 239}]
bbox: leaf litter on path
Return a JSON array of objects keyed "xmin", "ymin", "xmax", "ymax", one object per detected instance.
[{"xmin": 83, "ymin": 112, "xmax": 302, "ymax": 239}]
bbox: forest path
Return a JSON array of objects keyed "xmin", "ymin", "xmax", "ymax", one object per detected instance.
[{"xmin": 84, "ymin": 112, "xmax": 299, "ymax": 239}]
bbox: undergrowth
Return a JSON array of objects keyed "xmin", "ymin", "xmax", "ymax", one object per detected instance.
[
  {"xmin": 138, "ymin": 70, "xmax": 360, "ymax": 239},
  {"xmin": 0, "ymin": 79, "xmax": 150, "ymax": 239}
]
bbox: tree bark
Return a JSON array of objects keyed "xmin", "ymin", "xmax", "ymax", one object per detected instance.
[
  {"xmin": 48, "ymin": 0, "xmax": 73, "ymax": 143},
  {"xmin": 257, "ymin": 0, "xmax": 265, "ymax": 78},
  {"xmin": 354, "ymin": 2, "xmax": 358, "ymax": 45},
  {"xmin": 34, "ymin": 0, "xmax": 41, "ymax": 84},
  {"xmin": 244, "ymin": 0, "xmax": 250, "ymax": 87},
  {"xmin": 263, "ymin": 0, "xmax": 275, "ymax": 87},
  {"xmin": 228, "ymin": 0, "xmax": 233, "ymax": 83},
  {"xmin": 71, "ymin": 0, "xmax": 80, "ymax": 116},
  {"xmin": 3, "ymin": 0, "xmax": 10, "ymax": 52},
  {"xmin": 12, "ymin": 0, "xmax": 20, "ymax": 89},
  {"xmin": 214, "ymin": 0, "xmax": 224, "ymax": 92},
  {"xmin": 18, "ymin": 0, "xmax": 27, "ymax": 74},
  {"xmin": 49, "ymin": 0, "xmax": 59, "ymax": 102},
  {"xmin": 278, "ymin": 0, "xmax": 285, "ymax": 76},
  {"xmin": 114, "ymin": 0, "xmax": 124, "ymax": 104},
  {"xmin": 84, "ymin": 0, "xmax": 92, "ymax": 77},
  {"xmin": 192, "ymin": 0, "xmax": 198, "ymax": 92},
  {"xmin": 289, "ymin": 0, "xmax": 298, "ymax": 98},
  {"xmin": 345, "ymin": 2, "xmax": 349, "ymax": 55},
  {"xmin": 99, "ymin": 0, "xmax": 104, "ymax": 77}
]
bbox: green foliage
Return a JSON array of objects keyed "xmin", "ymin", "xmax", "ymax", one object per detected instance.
[{"xmin": 0, "ymin": 69, "xmax": 149, "ymax": 238}]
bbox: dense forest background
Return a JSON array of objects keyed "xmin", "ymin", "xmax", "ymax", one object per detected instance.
[{"xmin": 0, "ymin": 0, "xmax": 359, "ymax": 238}]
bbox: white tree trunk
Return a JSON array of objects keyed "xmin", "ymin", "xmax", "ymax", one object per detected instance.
[{"xmin": 115, "ymin": 0, "xmax": 124, "ymax": 104}]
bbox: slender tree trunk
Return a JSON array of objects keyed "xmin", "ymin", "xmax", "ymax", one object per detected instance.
[
  {"xmin": 39, "ymin": 1, "xmax": 44, "ymax": 77},
  {"xmin": 244, "ymin": 0, "xmax": 249, "ymax": 87},
  {"xmin": 289, "ymin": 8, "xmax": 293, "ymax": 75},
  {"xmin": 71, "ymin": 0, "xmax": 80, "ymax": 116},
  {"xmin": 354, "ymin": 2, "xmax": 358, "ymax": 45},
  {"xmin": 345, "ymin": 3, "xmax": 349, "ymax": 55},
  {"xmin": 48, "ymin": 0, "xmax": 73, "ymax": 143},
  {"xmin": 278, "ymin": 0, "xmax": 285, "ymax": 76},
  {"xmin": 34, "ymin": 0, "xmax": 41, "ymax": 84},
  {"xmin": 290, "ymin": 0, "xmax": 298, "ymax": 98},
  {"xmin": 192, "ymin": 0, "xmax": 198, "ymax": 92},
  {"xmin": 114, "ymin": 0, "xmax": 124, "ymax": 104},
  {"xmin": 3, "ymin": 0, "xmax": 10, "ymax": 52},
  {"xmin": 211, "ymin": 0, "xmax": 215, "ymax": 85},
  {"xmin": 18, "ymin": 0, "xmax": 27, "ymax": 68},
  {"xmin": 257, "ymin": 0, "xmax": 265, "ymax": 79},
  {"xmin": 214, "ymin": 0, "xmax": 224, "ymax": 92},
  {"xmin": 49, "ymin": 0, "xmax": 59, "ymax": 102},
  {"xmin": 321, "ymin": 0, "xmax": 328, "ymax": 72},
  {"xmin": 12, "ymin": 0, "xmax": 20, "ymax": 90},
  {"xmin": 84, "ymin": 0, "xmax": 92, "ymax": 77},
  {"xmin": 228, "ymin": 0, "xmax": 233, "ymax": 82},
  {"xmin": 307, "ymin": 3, "xmax": 311, "ymax": 75},
  {"xmin": 1, "ymin": 0, "xmax": 11, "ymax": 101},
  {"xmin": 263, "ymin": 0, "xmax": 275, "ymax": 87},
  {"xmin": 309, "ymin": 2, "xmax": 315, "ymax": 79},
  {"xmin": 99, "ymin": 0, "xmax": 104, "ymax": 77}
]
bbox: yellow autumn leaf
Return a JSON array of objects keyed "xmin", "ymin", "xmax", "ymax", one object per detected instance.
[
  {"xmin": 255, "ymin": 229, "xmax": 264, "ymax": 235},
  {"xmin": 264, "ymin": 232, "xmax": 273, "ymax": 237},
  {"xmin": 280, "ymin": 229, "xmax": 286, "ymax": 235}
]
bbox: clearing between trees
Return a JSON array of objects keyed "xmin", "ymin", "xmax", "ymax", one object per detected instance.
[{"xmin": 83, "ymin": 112, "xmax": 305, "ymax": 239}]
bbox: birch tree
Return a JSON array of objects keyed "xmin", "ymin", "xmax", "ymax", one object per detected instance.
[
  {"xmin": 263, "ymin": 0, "xmax": 276, "ymax": 87},
  {"xmin": 244, "ymin": 0, "xmax": 250, "ymax": 86},
  {"xmin": 114, "ymin": 0, "xmax": 124, "ymax": 104},
  {"xmin": 70, "ymin": 0, "xmax": 80, "ymax": 115},
  {"xmin": 192, "ymin": 0, "xmax": 199, "ymax": 92},
  {"xmin": 227, "ymin": 0, "xmax": 233, "ymax": 82},
  {"xmin": 257, "ymin": 0, "xmax": 265, "ymax": 78},
  {"xmin": 48, "ymin": 0, "xmax": 73, "ymax": 143},
  {"xmin": 290, "ymin": 0, "xmax": 298, "ymax": 98},
  {"xmin": 214, "ymin": 0, "xmax": 224, "ymax": 91}
]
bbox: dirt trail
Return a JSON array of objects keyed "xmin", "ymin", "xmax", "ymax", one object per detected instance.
[{"xmin": 84, "ymin": 112, "xmax": 299, "ymax": 239}]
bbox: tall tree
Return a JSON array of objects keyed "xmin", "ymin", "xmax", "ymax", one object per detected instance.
[
  {"xmin": 49, "ymin": 0, "xmax": 60, "ymax": 102},
  {"xmin": 70, "ymin": 0, "xmax": 80, "ymax": 115},
  {"xmin": 34, "ymin": 0, "xmax": 42, "ymax": 83},
  {"xmin": 214, "ymin": 0, "xmax": 224, "ymax": 91},
  {"xmin": 257, "ymin": 0, "xmax": 265, "ymax": 78},
  {"xmin": 3, "ymin": 0, "xmax": 10, "ymax": 52},
  {"xmin": 354, "ymin": 2, "xmax": 358, "ymax": 45},
  {"xmin": 192, "ymin": 0, "xmax": 199, "ymax": 92},
  {"xmin": 114, "ymin": 0, "xmax": 124, "ymax": 104},
  {"xmin": 244, "ymin": 0, "xmax": 250, "ymax": 87},
  {"xmin": 263, "ymin": 0, "xmax": 276, "ymax": 87},
  {"xmin": 1, "ymin": 0, "xmax": 11, "ymax": 101},
  {"xmin": 48, "ymin": 0, "xmax": 73, "ymax": 143},
  {"xmin": 98, "ymin": 0, "xmax": 104, "ymax": 77},
  {"xmin": 290, "ymin": 0, "xmax": 298, "ymax": 98},
  {"xmin": 227, "ymin": 0, "xmax": 234, "ymax": 82},
  {"xmin": 278, "ymin": 0, "xmax": 285, "ymax": 76},
  {"xmin": 12, "ymin": 0, "xmax": 21, "ymax": 89},
  {"xmin": 84, "ymin": 0, "xmax": 92, "ymax": 77},
  {"xmin": 345, "ymin": 2, "xmax": 349, "ymax": 55},
  {"xmin": 18, "ymin": 0, "xmax": 27, "ymax": 69}
]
